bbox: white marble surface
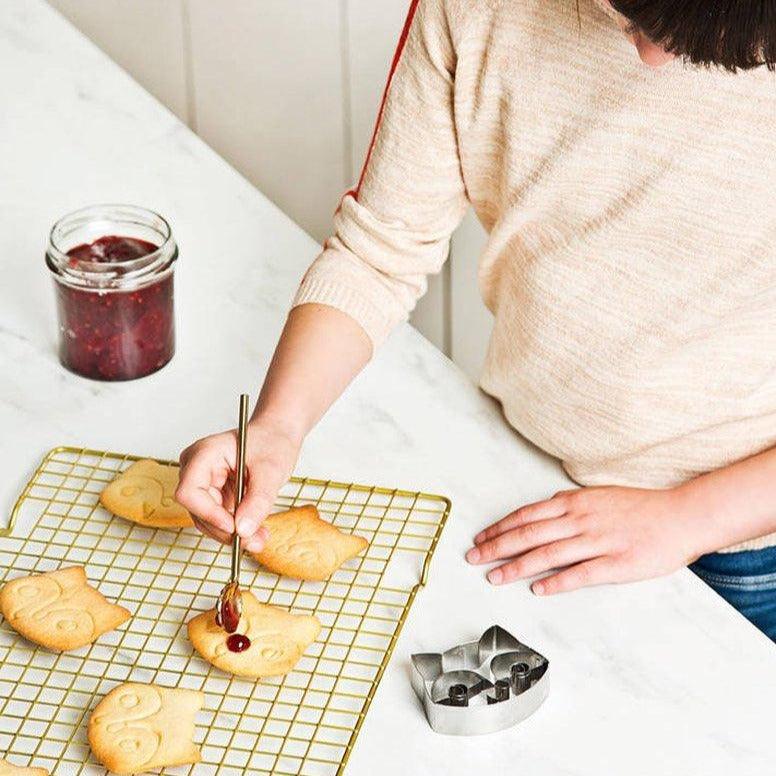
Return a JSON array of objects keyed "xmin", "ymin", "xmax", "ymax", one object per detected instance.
[{"xmin": 1, "ymin": 2, "xmax": 775, "ymax": 774}]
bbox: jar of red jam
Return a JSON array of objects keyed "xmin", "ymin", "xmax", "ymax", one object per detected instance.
[{"xmin": 45, "ymin": 205, "xmax": 178, "ymax": 381}]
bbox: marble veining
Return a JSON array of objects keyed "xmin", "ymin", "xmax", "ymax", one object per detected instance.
[{"xmin": 0, "ymin": 2, "xmax": 774, "ymax": 774}]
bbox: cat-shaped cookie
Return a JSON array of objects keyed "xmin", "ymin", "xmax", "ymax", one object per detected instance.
[
  {"xmin": 100, "ymin": 459, "xmax": 193, "ymax": 529},
  {"xmin": 188, "ymin": 591, "xmax": 321, "ymax": 678},
  {"xmin": 250, "ymin": 505, "xmax": 368, "ymax": 581},
  {"xmin": 88, "ymin": 683, "xmax": 203, "ymax": 774},
  {"xmin": 0, "ymin": 758, "xmax": 49, "ymax": 775},
  {"xmin": 0, "ymin": 566, "xmax": 130, "ymax": 651}
]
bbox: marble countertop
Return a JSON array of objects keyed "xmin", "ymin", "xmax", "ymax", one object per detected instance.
[{"xmin": 1, "ymin": 2, "xmax": 775, "ymax": 774}]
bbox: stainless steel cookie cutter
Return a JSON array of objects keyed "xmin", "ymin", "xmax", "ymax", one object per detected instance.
[{"xmin": 410, "ymin": 625, "xmax": 549, "ymax": 735}]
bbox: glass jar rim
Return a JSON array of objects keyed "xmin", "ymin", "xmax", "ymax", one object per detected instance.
[{"xmin": 46, "ymin": 203, "xmax": 178, "ymax": 291}]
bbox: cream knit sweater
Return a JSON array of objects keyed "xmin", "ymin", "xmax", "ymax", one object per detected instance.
[{"xmin": 294, "ymin": 0, "xmax": 776, "ymax": 552}]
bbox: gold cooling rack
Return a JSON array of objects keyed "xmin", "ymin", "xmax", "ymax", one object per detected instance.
[{"xmin": 0, "ymin": 446, "xmax": 451, "ymax": 775}]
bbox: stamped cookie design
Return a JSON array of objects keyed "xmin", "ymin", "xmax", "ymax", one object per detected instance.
[
  {"xmin": 0, "ymin": 757, "xmax": 49, "ymax": 775},
  {"xmin": 100, "ymin": 459, "xmax": 193, "ymax": 529},
  {"xmin": 251, "ymin": 505, "xmax": 368, "ymax": 581},
  {"xmin": 0, "ymin": 566, "xmax": 130, "ymax": 652},
  {"xmin": 188, "ymin": 591, "xmax": 321, "ymax": 678},
  {"xmin": 88, "ymin": 683, "xmax": 203, "ymax": 774}
]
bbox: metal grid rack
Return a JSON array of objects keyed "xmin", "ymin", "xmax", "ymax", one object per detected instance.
[{"xmin": 0, "ymin": 447, "xmax": 450, "ymax": 775}]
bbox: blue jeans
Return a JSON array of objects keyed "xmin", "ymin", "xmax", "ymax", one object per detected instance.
[{"xmin": 690, "ymin": 545, "xmax": 776, "ymax": 641}]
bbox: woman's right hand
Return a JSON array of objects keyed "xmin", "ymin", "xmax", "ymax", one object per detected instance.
[
  {"xmin": 176, "ymin": 302, "xmax": 373, "ymax": 550},
  {"xmin": 175, "ymin": 417, "xmax": 302, "ymax": 552}
]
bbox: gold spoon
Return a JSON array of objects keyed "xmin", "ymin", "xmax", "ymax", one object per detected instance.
[{"xmin": 216, "ymin": 393, "xmax": 249, "ymax": 633}]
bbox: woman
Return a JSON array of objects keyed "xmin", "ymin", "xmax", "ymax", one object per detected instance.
[{"xmin": 176, "ymin": 0, "xmax": 776, "ymax": 638}]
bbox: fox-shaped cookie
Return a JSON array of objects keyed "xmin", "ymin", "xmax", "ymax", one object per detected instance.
[
  {"xmin": 250, "ymin": 505, "xmax": 368, "ymax": 581},
  {"xmin": 0, "ymin": 757, "xmax": 49, "ymax": 775},
  {"xmin": 89, "ymin": 683, "xmax": 203, "ymax": 774},
  {"xmin": 0, "ymin": 566, "xmax": 130, "ymax": 651},
  {"xmin": 100, "ymin": 459, "xmax": 192, "ymax": 529},
  {"xmin": 188, "ymin": 591, "xmax": 321, "ymax": 678}
]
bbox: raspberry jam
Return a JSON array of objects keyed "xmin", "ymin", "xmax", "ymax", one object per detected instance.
[
  {"xmin": 226, "ymin": 634, "xmax": 251, "ymax": 653},
  {"xmin": 216, "ymin": 598, "xmax": 241, "ymax": 634},
  {"xmin": 46, "ymin": 206, "xmax": 178, "ymax": 381},
  {"xmin": 67, "ymin": 235, "xmax": 159, "ymax": 265}
]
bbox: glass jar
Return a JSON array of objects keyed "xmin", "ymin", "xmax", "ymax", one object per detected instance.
[{"xmin": 45, "ymin": 204, "xmax": 178, "ymax": 381}]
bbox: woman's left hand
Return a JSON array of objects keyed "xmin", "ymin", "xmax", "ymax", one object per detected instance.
[{"xmin": 466, "ymin": 485, "xmax": 704, "ymax": 595}]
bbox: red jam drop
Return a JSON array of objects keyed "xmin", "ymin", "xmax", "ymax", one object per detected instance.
[
  {"xmin": 217, "ymin": 599, "xmax": 241, "ymax": 634},
  {"xmin": 226, "ymin": 634, "xmax": 251, "ymax": 653},
  {"xmin": 56, "ymin": 235, "xmax": 175, "ymax": 381}
]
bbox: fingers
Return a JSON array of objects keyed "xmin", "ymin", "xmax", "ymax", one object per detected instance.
[
  {"xmin": 179, "ymin": 442, "xmax": 232, "ymax": 489},
  {"xmin": 207, "ymin": 485, "xmax": 225, "ymax": 507},
  {"xmin": 532, "ymin": 557, "xmax": 616, "ymax": 595},
  {"xmin": 178, "ymin": 426, "xmax": 298, "ymax": 549},
  {"xmin": 243, "ymin": 526, "xmax": 270, "ymax": 554},
  {"xmin": 192, "ymin": 515, "xmax": 267, "ymax": 550},
  {"xmin": 176, "ymin": 441, "xmax": 236, "ymax": 537},
  {"xmin": 467, "ymin": 515, "xmax": 579, "ymax": 565},
  {"xmin": 235, "ymin": 489, "xmax": 279, "ymax": 544},
  {"xmin": 191, "ymin": 515, "xmax": 232, "ymax": 545},
  {"xmin": 235, "ymin": 460, "xmax": 289, "ymax": 543},
  {"xmin": 474, "ymin": 494, "xmax": 571, "ymax": 545},
  {"xmin": 178, "ymin": 486, "xmax": 236, "ymax": 537},
  {"xmin": 221, "ymin": 480, "xmax": 235, "ymax": 513},
  {"xmin": 486, "ymin": 537, "xmax": 598, "ymax": 585}
]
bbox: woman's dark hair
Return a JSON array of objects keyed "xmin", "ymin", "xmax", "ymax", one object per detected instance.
[{"xmin": 608, "ymin": 0, "xmax": 776, "ymax": 71}]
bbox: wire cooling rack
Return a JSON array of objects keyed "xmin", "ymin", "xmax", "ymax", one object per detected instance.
[{"xmin": 0, "ymin": 446, "xmax": 450, "ymax": 775}]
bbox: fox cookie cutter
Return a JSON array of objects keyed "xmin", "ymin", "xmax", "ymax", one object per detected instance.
[{"xmin": 411, "ymin": 625, "xmax": 549, "ymax": 735}]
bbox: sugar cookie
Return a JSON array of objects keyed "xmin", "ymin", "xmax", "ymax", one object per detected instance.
[
  {"xmin": 0, "ymin": 566, "xmax": 130, "ymax": 652},
  {"xmin": 188, "ymin": 591, "xmax": 321, "ymax": 678},
  {"xmin": 250, "ymin": 505, "xmax": 368, "ymax": 581},
  {"xmin": 88, "ymin": 683, "xmax": 203, "ymax": 774},
  {"xmin": 0, "ymin": 758, "xmax": 49, "ymax": 776},
  {"xmin": 100, "ymin": 459, "xmax": 193, "ymax": 529}
]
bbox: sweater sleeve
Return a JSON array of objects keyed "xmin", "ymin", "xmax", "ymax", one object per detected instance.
[{"xmin": 292, "ymin": 0, "xmax": 468, "ymax": 348}]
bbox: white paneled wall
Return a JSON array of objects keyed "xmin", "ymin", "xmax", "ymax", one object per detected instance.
[
  {"xmin": 187, "ymin": 0, "xmax": 348, "ymax": 243},
  {"xmin": 450, "ymin": 211, "xmax": 492, "ymax": 380},
  {"xmin": 47, "ymin": 0, "xmax": 190, "ymax": 122},
  {"xmin": 347, "ymin": 0, "xmax": 407, "ymax": 177},
  {"xmin": 46, "ymin": 0, "xmax": 489, "ymax": 375}
]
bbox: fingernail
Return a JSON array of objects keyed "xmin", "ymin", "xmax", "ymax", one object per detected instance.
[
  {"xmin": 466, "ymin": 547, "xmax": 480, "ymax": 564},
  {"xmin": 487, "ymin": 568, "xmax": 503, "ymax": 585},
  {"xmin": 237, "ymin": 520, "xmax": 256, "ymax": 539},
  {"xmin": 533, "ymin": 582, "xmax": 546, "ymax": 596}
]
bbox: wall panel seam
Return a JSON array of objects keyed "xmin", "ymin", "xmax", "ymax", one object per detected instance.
[
  {"xmin": 181, "ymin": 0, "xmax": 197, "ymax": 131},
  {"xmin": 340, "ymin": 0, "xmax": 354, "ymax": 189}
]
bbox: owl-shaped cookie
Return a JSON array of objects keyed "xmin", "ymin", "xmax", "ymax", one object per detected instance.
[
  {"xmin": 0, "ymin": 757, "xmax": 49, "ymax": 775},
  {"xmin": 88, "ymin": 683, "xmax": 203, "ymax": 774},
  {"xmin": 0, "ymin": 566, "xmax": 130, "ymax": 651},
  {"xmin": 100, "ymin": 459, "xmax": 193, "ymax": 529},
  {"xmin": 250, "ymin": 505, "xmax": 368, "ymax": 581},
  {"xmin": 188, "ymin": 591, "xmax": 321, "ymax": 678}
]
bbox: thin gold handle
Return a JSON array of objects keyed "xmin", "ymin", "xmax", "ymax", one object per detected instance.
[{"xmin": 231, "ymin": 393, "xmax": 250, "ymax": 582}]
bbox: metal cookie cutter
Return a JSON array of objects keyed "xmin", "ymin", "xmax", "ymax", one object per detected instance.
[{"xmin": 411, "ymin": 625, "xmax": 549, "ymax": 735}]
